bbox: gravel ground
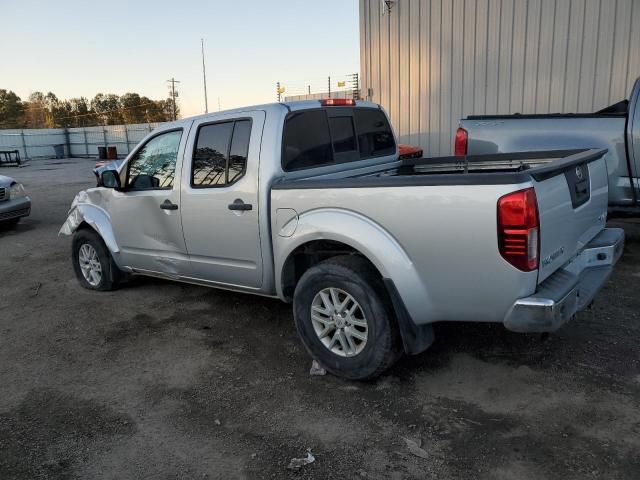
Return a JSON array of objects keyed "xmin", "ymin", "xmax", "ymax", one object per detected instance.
[{"xmin": 0, "ymin": 158, "xmax": 639, "ymax": 479}]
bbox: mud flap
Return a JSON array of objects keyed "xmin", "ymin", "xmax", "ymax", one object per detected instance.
[{"xmin": 383, "ymin": 278, "xmax": 435, "ymax": 355}]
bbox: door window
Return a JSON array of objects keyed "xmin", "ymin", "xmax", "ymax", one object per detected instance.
[
  {"xmin": 126, "ymin": 129, "xmax": 182, "ymax": 189},
  {"xmin": 192, "ymin": 119, "xmax": 252, "ymax": 187},
  {"xmin": 228, "ymin": 120, "xmax": 251, "ymax": 183}
]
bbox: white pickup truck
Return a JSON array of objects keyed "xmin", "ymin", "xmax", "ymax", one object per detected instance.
[{"xmin": 61, "ymin": 99, "xmax": 624, "ymax": 379}]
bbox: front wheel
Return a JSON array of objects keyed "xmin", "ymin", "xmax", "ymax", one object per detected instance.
[
  {"xmin": 293, "ymin": 256, "xmax": 402, "ymax": 380},
  {"xmin": 72, "ymin": 229, "xmax": 122, "ymax": 291}
]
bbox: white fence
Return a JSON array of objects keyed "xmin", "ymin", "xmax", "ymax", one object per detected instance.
[{"xmin": 0, "ymin": 123, "xmax": 164, "ymax": 160}]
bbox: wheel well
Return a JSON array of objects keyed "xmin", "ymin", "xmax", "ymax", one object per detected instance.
[
  {"xmin": 76, "ymin": 221, "xmax": 92, "ymax": 232},
  {"xmin": 281, "ymin": 240, "xmax": 381, "ymax": 301}
]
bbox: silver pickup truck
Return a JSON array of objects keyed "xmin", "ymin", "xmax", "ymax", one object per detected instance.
[
  {"xmin": 60, "ymin": 99, "xmax": 623, "ymax": 380},
  {"xmin": 458, "ymin": 77, "xmax": 640, "ymax": 215}
]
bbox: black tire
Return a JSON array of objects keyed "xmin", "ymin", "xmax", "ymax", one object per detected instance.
[
  {"xmin": 293, "ymin": 255, "xmax": 402, "ymax": 380},
  {"xmin": 72, "ymin": 228, "xmax": 122, "ymax": 291}
]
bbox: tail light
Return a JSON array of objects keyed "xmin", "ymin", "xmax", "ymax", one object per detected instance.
[
  {"xmin": 320, "ymin": 99, "xmax": 355, "ymax": 106},
  {"xmin": 497, "ymin": 188, "xmax": 539, "ymax": 271},
  {"xmin": 454, "ymin": 127, "xmax": 468, "ymax": 156}
]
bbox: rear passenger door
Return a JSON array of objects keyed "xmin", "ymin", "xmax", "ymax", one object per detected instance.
[{"xmin": 180, "ymin": 111, "xmax": 265, "ymax": 288}]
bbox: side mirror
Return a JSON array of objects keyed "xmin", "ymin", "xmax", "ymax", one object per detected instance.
[{"xmin": 101, "ymin": 170, "xmax": 121, "ymax": 189}]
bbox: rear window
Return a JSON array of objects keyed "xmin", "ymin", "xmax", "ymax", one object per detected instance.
[
  {"xmin": 282, "ymin": 107, "xmax": 396, "ymax": 171},
  {"xmin": 329, "ymin": 116, "xmax": 357, "ymax": 153},
  {"xmin": 282, "ymin": 110, "xmax": 333, "ymax": 171}
]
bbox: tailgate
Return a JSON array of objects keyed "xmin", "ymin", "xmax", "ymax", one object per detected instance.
[{"xmin": 533, "ymin": 149, "xmax": 609, "ymax": 283}]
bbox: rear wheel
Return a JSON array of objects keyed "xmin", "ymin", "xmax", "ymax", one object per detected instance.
[
  {"xmin": 293, "ymin": 256, "xmax": 401, "ymax": 380},
  {"xmin": 72, "ymin": 229, "xmax": 122, "ymax": 291}
]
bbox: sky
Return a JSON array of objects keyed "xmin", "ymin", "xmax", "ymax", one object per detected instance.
[{"xmin": 1, "ymin": 0, "xmax": 360, "ymax": 117}]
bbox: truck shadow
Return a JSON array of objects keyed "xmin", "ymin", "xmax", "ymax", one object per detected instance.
[
  {"xmin": 390, "ymin": 321, "xmax": 551, "ymax": 378},
  {"xmin": 0, "ymin": 220, "xmax": 37, "ymax": 237},
  {"xmin": 103, "ymin": 242, "xmax": 638, "ymax": 385}
]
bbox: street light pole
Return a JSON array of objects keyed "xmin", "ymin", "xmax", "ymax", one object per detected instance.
[{"xmin": 201, "ymin": 38, "xmax": 209, "ymax": 114}]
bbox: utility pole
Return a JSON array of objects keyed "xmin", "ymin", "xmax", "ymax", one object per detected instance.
[
  {"xmin": 201, "ymin": 39, "xmax": 209, "ymax": 114},
  {"xmin": 166, "ymin": 78, "xmax": 180, "ymax": 121}
]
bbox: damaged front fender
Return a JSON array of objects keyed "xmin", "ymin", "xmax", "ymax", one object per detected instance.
[{"xmin": 59, "ymin": 190, "xmax": 120, "ymax": 255}]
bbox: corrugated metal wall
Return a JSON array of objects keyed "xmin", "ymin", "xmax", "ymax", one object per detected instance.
[{"xmin": 360, "ymin": 0, "xmax": 640, "ymax": 155}]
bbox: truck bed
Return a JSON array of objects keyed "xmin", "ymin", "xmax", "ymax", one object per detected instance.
[
  {"xmin": 272, "ymin": 148, "xmax": 609, "ymax": 327},
  {"xmin": 273, "ymin": 149, "xmax": 602, "ymax": 188}
]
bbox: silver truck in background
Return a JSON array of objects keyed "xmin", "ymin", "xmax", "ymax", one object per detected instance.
[
  {"xmin": 60, "ymin": 99, "xmax": 623, "ymax": 380},
  {"xmin": 458, "ymin": 77, "xmax": 640, "ymax": 215}
]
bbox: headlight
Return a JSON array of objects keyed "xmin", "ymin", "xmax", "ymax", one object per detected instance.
[{"xmin": 9, "ymin": 183, "xmax": 26, "ymax": 199}]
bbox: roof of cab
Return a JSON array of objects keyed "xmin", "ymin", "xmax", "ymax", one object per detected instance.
[{"xmin": 161, "ymin": 100, "xmax": 382, "ymax": 128}]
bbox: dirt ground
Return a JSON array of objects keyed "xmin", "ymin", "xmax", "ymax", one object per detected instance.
[{"xmin": 0, "ymin": 158, "xmax": 639, "ymax": 480}]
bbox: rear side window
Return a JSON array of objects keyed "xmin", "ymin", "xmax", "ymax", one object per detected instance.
[
  {"xmin": 228, "ymin": 120, "xmax": 251, "ymax": 183},
  {"xmin": 354, "ymin": 109, "xmax": 395, "ymax": 159},
  {"xmin": 192, "ymin": 119, "xmax": 252, "ymax": 187},
  {"xmin": 282, "ymin": 110, "xmax": 333, "ymax": 171},
  {"xmin": 282, "ymin": 107, "xmax": 396, "ymax": 171}
]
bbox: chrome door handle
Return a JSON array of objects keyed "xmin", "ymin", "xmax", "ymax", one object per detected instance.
[
  {"xmin": 228, "ymin": 199, "xmax": 252, "ymax": 211},
  {"xmin": 160, "ymin": 200, "xmax": 178, "ymax": 210}
]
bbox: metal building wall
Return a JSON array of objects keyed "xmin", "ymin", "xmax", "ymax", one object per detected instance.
[{"xmin": 360, "ymin": 0, "xmax": 640, "ymax": 155}]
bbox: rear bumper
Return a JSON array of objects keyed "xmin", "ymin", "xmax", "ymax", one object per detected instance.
[
  {"xmin": 0, "ymin": 196, "xmax": 31, "ymax": 221},
  {"xmin": 503, "ymin": 228, "xmax": 624, "ymax": 333}
]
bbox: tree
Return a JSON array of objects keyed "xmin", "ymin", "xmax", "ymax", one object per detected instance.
[
  {"xmin": 68, "ymin": 97, "xmax": 96, "ymax": 127},
  {"xmin": 0, "ymin": 90, "xmax": 25, "ymax": 128},
  {"xmin": 2, "ymin": 88, "xmax": 172, "ymax": 128},
  {"xmin": 164, "ymin": 97, "xmax": 180, "ymax": 121},
  {"xmin": 91, "ymin": 93, "xmax": 123, "ymax": 125},
  {"xmin": 24, "ymin": 92, "xmax": 47, "ymax": 128},
  {"xmin": 43, "ymin": 92, "xmax": 63, "ymax": 128},
  {"xmin": 119, "ymin": 93, "xmax": 147, "ymax": 124}
]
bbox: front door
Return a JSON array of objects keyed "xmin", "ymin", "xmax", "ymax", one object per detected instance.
[
  {"xmin": 180, "ymin": 111, "xmax": 265, "ymax": 288},
  {"xmin": 107, "ymin": 127, "xmax": 190, "ymax": 276}
]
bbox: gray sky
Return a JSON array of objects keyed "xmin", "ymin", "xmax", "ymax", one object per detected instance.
[{"xmin": 2, "ymin": 0, "xmax": 360, "ymax": 116}]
